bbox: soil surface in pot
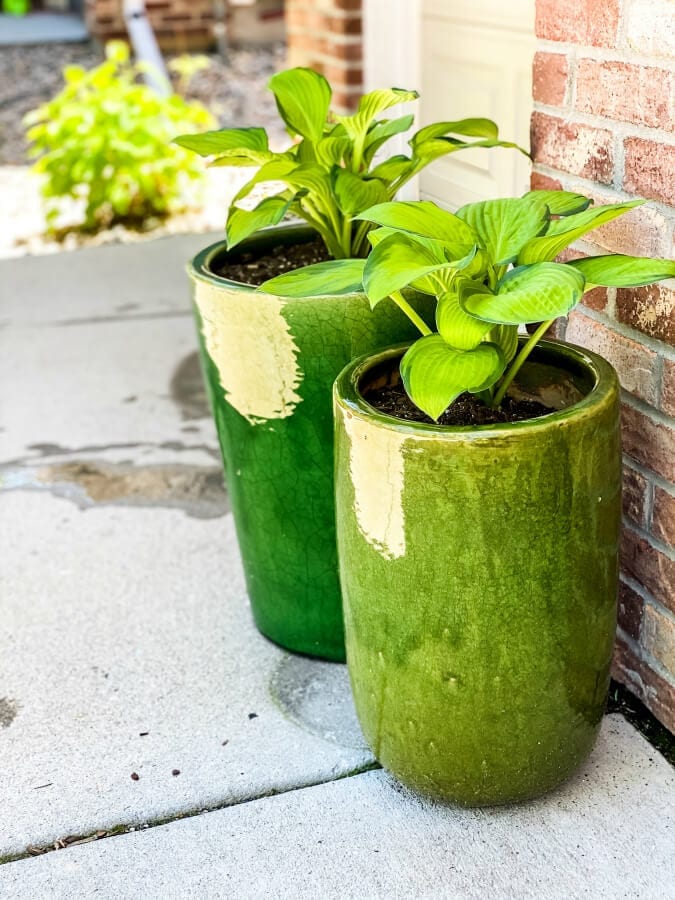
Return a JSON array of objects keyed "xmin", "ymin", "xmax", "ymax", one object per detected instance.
[
  {"xmin": 215, "ymin": 238, "xmax": 331, "ymax": 285},
  {"xmin": 367, "ymin": 381, "xmax": 554, "ymax": 426}
]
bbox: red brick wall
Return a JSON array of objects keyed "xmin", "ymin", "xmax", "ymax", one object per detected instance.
[
  {"xmin": 285, "ymin": 0, "xmax": 362, "ymax": 113},
  {"xmin": 85, "ymin": 0, "xmax": 216, "ymax": 51},
  {"xmin": 532, "ymin": 0, "xmax": 675, "ymax": 731}
]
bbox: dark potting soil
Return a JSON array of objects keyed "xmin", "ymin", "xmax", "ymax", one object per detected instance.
[
  {"xmin": 366, "ymin": 381, "xmax": 554, "ymax": 426},
  {"xmin": 215, "ymin": 239, "xmax": 331, "ymax": 286}
]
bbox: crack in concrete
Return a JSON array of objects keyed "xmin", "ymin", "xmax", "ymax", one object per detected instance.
[
  {"xmin": 45, "ymin": 310, "xmax": 193, "ymax": 328},
  {"xmin": 0, "ymin": 461, "xmax": 229, "ymax": 519},
  {"xmin": 170, "ymin": 352, "xmax": 210, "ymax": 421},
  {"xmin": 1, "ymin": 440, "xmax": 221, "ymax": 468}
]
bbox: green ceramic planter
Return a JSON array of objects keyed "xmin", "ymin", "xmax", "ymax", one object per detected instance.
[
  {"xmin": 188, "ymin": 225, "xmax": 433, "ymax": 661},
  {"xmin": 334, "ymin": 339, "xmax": 621, "ymax": 805}
]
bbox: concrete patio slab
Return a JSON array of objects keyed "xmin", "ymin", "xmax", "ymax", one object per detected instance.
[
  {"xmin": 0, "ymin": 232, "xmax": 221, "ymax": 327},
  {"xmin": 1, "ymin": 716, "xmax": 673, "ymax": 899},
  {"xmin": 0, "ymin": 491, "xmax": 372, "ymax": 859},
  {"xmin": 0, "ymin": 14, "xmax": 88, "ymax": 46}
]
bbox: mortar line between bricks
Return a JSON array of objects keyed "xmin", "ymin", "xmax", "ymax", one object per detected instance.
[
  {"xmin": 532, "ymin": 102, "xmax": 675, "ymax": 146},
  {"xmin": 620, "ymin": 571, "xmax": 675, "ymax": 628},
  {"xmin": 622, "ymin": 514, "xmax": 675, "ymax": 563},
  {"xmin": 535, "ymin": 38, "xmax": 675, "ymax": 70},
  {"xmin": 623, "ymin": 457, "xmax": 675, "ymax": 497},
  {"xmin": 0, "ymin": 762, "xmax": 382, "ymax": 867},
  {"xmin": 569, "ymin": 304, "xmax": 675, "ymax": 365},
  {"xmin": 616, "ymin": 625, "xmax": 675, "ymax": 692}
]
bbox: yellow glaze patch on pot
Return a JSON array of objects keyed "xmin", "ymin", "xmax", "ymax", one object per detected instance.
[
  {"xmin": 344, "ymin": 410, "xmax": 407, "ymax": 560},
  {"xmin": 194, "ymin": 280, "xmax": 302, "ymax": 424}
]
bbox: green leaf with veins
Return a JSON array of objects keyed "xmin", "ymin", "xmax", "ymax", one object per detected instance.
[
  {"xmin": 456, "ymin": 197, "xmax": 550, "ymax": 266},
  {"xmin": 400, "ymin": 335, "xmax": 505, "ymax": 420},
  {"xmin": 461, "ymin": 262, "xmax": 586, "ymax": 325},
  {"xmin": 231, "ymin": 157, "xmax": 299, "ymax": 204},
  {"xmin": 436, "ymin": 291, "xmax": 493, "ymax": 350},
  {"xmin": 488, "ymin": 324, "xmax": 519, "ymax": 366},
  {"xmin": 410, "ymin": 118, "xmax": 500, "ymax": 146},
  {"xmin": 357, "ymin": 201, "xmax": 477, "ymax": 257},
  {"xmin": 336, "ymin": 89, "xmax": 418, "ymax": 144},
  {"xmin": 268, "ymin": 67, "xmax": 332, "ymax": 144},
  {"xmin": 566, "ymin": 254, "xmax": 675, "ymax": 287},
  {"xmin": 173, "ymin": 126, "xmax": 268, "ymax": 156},
  {"xmin": 521, "ymin": 189, "xmax": 592, "ymax": 216},
  {"xmin": 363, "ymin": 232, "xmax": 460, "ymax": 307},
  {"xmin": 363, "ymin": 115, "xmax": 415, "ymax": 164},
  {"xmin": 518, "ymin": 200, "xmax": 644, "ymax": 264},
  {"xmin": 259, "ymin": 258, "xmax": 366, "ymax": 297},
  {"xmin": 369, "ymin": 155, "xmax": 413, "ymax": 184},
  {"xmin": 333, "ymin": 170, "xmax": 389, "ymax": 216},
  {"xmin": 226, "ymin": 195, "xmax": 291, "ymax": 249}
]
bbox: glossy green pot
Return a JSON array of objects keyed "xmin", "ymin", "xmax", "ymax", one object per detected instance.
[
  {"xmin": 189, "ymin": 225, "xmax": 433, "ymax": 661},
  {"xmin": 334, "ymin": 340, "xmax": 621, "ymax": 804}
]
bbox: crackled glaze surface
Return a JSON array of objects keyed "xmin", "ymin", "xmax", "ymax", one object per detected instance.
[
  {"xmin": 334, "ymin": 341, "xmax": 622, "ymax": 804},
  {"xmin": 189, "ymin": 228, "xmax": 434, "ymax": 661}
]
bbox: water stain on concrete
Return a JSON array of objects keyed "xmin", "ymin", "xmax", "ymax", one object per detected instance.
[
  {"xmin": 1, "ymin": 461, "xmax": 229, "ymax": 519},
  {"xmin": 269, "ymin": 655, "xmax": 368, "ymax": 751},
  {"xmin": 0, "ymin": 698, "xmax": 19, "ymax": 728},
  {"xmin": 171, "ymin": 352, "xmax": 210, "ymax": 421}
]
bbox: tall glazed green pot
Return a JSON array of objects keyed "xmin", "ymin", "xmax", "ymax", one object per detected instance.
[
  {"xmin": 188, "ymin": 225, "xmax": 432, "ymax": 661},
  {"xmin": 334, "ymin": 340, "xmax": 621, "ymax": 804}
]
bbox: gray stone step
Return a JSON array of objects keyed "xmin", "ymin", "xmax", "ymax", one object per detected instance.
[{"xmin": 1, "ymin": 716, "xmax": 673, "ymax": 899}]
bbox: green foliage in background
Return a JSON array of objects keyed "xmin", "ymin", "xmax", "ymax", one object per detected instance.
[{"xmin": 24, "ymin": 42, "xmax": 215, "ymax": 232}]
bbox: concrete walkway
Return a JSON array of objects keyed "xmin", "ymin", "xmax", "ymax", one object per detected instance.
[
  {"xmin": 1, "ymin": 235, "xmax": 674, "ymax": 898},
  {"xmin": 0, "ymin": 13, "xmax": 87, "ymax": 46}
]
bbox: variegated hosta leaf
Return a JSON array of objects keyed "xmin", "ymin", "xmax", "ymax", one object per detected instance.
[
  {"xmin": 259, "ymin": 258, "xmax": 366, "ymax": 297},
  {"xmin": 400, "ymin": 335, "xmax": 505, "ymax": 420},
  {"xmin": 336, "ymin": 89, "xmax": 418, "ymax": 144},
  {"xmin": 435, "ymin": 291, "xmax": 493, "ymax": 350},
  {"xmin": 456, "ymin": 197, "xmax": 550, "ymax": 266},
  {"xmin": 517, "ymin": 200, "xmax": 644, "ymax": 264},
  {"xmin": 363, "ymin": 233, "xmax": 454, "ymax": 306},
  {"xmin": 333, "ymin": 170, "xmax": 388, "ymax": 216},
  {"xmin": 173, "ymin": 126, "xmax": 268, "ymax": 157},
  {"xmin": 410, "ymin": 118, "xmax": 499, "ymax": 147},
  {"xmin": 356, "ymin": 200, "xmax": 477, "ymax": 259},
  {"xmin": 268, "ymin": 67, "xmax": 332, "ymax": 144},
  {"xmin": 488, "ymin": 324, "xmax": 519, "ymax": 366},
  {"xmin": 230, "ymin": 157, "xmax": 299, "ymax": 204},
  {"xmin": 461, "ymin": 262, "xmax": 586, "ymax": 325},
  {"xmin": 369, "ymin": 155, "xmax": 413, "ymax": 185},
  {"xmin": 566, "ymin": 254, "xmax": 675, "ymax": 287},
  {"xmin": 226, "ymin": 196, "xmax": 291, "ymax": 249},
  {"xmin": 363, "ymin": 115, "xmax": 415, "ymax": 165},
  {"xmin": 521, "ymin": 189, "xmax": 592, "ymax": 217}
]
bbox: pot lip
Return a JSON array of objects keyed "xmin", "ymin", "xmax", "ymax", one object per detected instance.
[
  {"xmin": 187, "ymin": 223, "xmax": 365, "ymax": 299},
  {"xmin": 334, "ymin": 338, "xmax": 619, "ymax": 437}
]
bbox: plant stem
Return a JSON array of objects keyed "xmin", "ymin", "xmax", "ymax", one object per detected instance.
[
  {"xmin": 491, "ymin": 319, "xmax": 553, "ymax": 408},
  {"xmin": 390, "ymin": 291, "xmax": 432, "ymax": 336}
]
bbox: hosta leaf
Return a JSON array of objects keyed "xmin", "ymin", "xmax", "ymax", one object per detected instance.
[
  {"xmin": 315, "ymin": 136, "xmax": 352, "ymax": 167},
  {"xmin": 357, "ymin": 201, "xmax": 477, "ymax": 259},
  {"xmin": 333, "ymin": 170, "xmax": 388, "ymax": 216},
  {"xmin": 521, "ymin": 189, "xmax": 592, "ymax": 216},
  {"xmin": 231, "ymin": 157, "xmax": 299, "ymax": 204},
  {"xmin": 566, "ymin": 254, "xmax": 675, "ymax": 287},
  {"xmin": 457, "ymin": 197, "xmax": 549, "ymax": 266},
  {"xmin": 488, "ymin": 324, "xmax": 519, "ymax": 366},
  {"xmin": 410, "ymin": 137, "xmax": 527, "ymax": 172},
  {"xmin": 410, "ymin": 118, "xmax": 499, "ymax": 147},
  {"xmin": 461, "ymin": 262, "xmax": 586, "ymax": 325},
  {"xmin": 226, "ymin": 195, "xmax": 291, "ymax": 249},
  {"xmin": 518, "ymin": 200, "xmax": 644, "ymax": 264},
  {"xmin": 208, "ymin": 149, "xmax": 276, "ymax": 167},
  {"xmin": 363, "ymin": 233, "xmax": 455, "ymax": 306},
  {"xmin": 436, "ymin": 291, "xmax": 493, "ymax": 350},
  {"xmin": 259, "ymin": 258, "xmax": 366, "ymax": 297},
  {"xmin": 369, "ymin": 155, "xmax": 413, "ymax": 185},
  {"xmin": 268, "ymin": 67, "xmax": 331, "ymax": 144},
  {"xmin": 400, "ymin": 335, "xmax": 505, "ymax": 420},
  {"xmin": 336, "ymin": 89, "xmax": 418, "ymax": 144},
  {"xmin": 363, "ymin": 114, "xmax": 414, "ymax": 164},
  {"xmin": 284, "ymin": 163, "xmax": 335, "ymax": 209},
  {"xmin": 173, "ymin": 126, "xmax": 268, "ymax": 156}
]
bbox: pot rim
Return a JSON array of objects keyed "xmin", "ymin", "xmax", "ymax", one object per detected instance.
[
  {"xmin": 187, "ymin": 223, "xmax": 365, "ymax": 300},
  {"xmin": 333, "ymin": 339, "xmax": 619, "ymax": 438}
]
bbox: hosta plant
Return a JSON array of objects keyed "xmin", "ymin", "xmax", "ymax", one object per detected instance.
[
  {"xmin": 24, "ymin": 41, "xmax": 215, "ymax": 232},
  {"xmin": 174, "ymin": 66, "xmax": 523, "ymax": 260},
  {"xmin": 261, "ymin": 190, "xmax": 675, "ymax": 419}
]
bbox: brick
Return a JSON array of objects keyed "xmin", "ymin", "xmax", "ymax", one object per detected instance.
[
  {"xmin": 533, "ymin": 52, "xmax": 568, "ymax": 107},
  {"xmin": 585, "ymin": 202, "xmax": 672, "ymax": 260},
  {"xmin": 652, "ymin": 486, "xmax": 675, "ymax": 549},
  {"xmin": 624, "ymin": 0, "xmax": 675, "ymax": 58},
  {"xmin": 618, "ymin": 579, "xmax": 645, "ymax": 641},
  {"xmin": 530, "ymin": 171, "xmax": 562, "ymax": 192},
  {"xmin": 616, "ymin": 283, "xmax": 675, "ymax": 347},
  {"xmin": 323, "ymin": 13, "xmax": 362, "ymax": 35},
  {"xmin": 621, "ymin": 524, "xmax": 675, "ymax": 613},
  {"xmin": 530, "ymin": 113, "xmax": 614, "ymax": 183},
  {"xmin": 624, "ymin": 139, "xmax": 675, "ymax": 207},
  {"xmin": 642, "ymin": 603, "xmax": 675, "ymax": 672},
  {"xmin": 566, "ymin": 312, "xmax": 659, "ymax": 404},
  {"xmin": 622, "ymin": 465, "xmax": 648, "ymax": 527},
  {"xmin": 662, "ymin": 360, "xmax": 675, "ymax": 417},
  {"xmin": 621, "ymin": 403, "xmax": 675, "ymax": 483},
  {"xmin": 324, "ymin": 40, "xmax": 362, "ymax": 61},
  {"xmin": 323, "ymin": 64, "xmax": 363, "ymax": 86},
  {"xmin": 576, "ymin": 60, "xmax": 673, "ymax": 130},
  {"xmin": 333, "ymin": 0, "xmax": 362, "ymax": 8},
  {"xmin": 612, "ymin": 635, "xmax": 675, "ymax": 732},
  {"xmin": 535, "ymin": 0, "xmax": 620, "ymax": 47}
]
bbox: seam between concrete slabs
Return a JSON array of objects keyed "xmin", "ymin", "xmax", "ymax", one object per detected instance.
[{"xmin": 0, "ymin": 762, "xmax": 382, "ymax": 867}]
